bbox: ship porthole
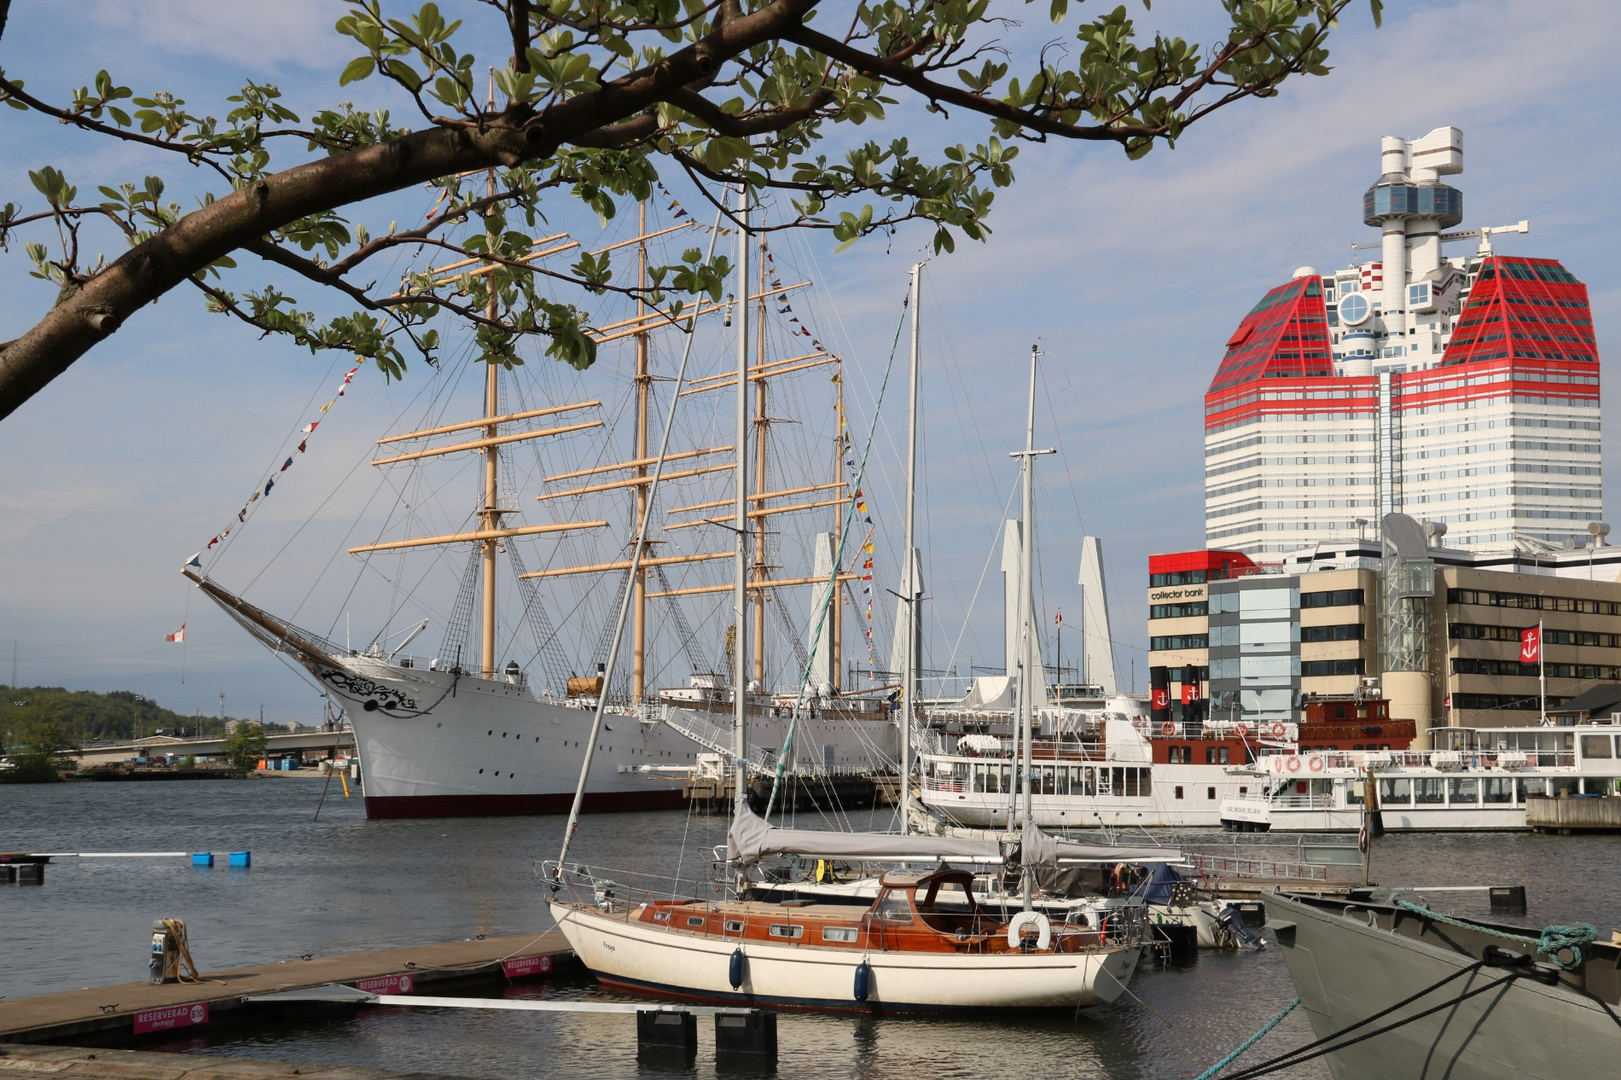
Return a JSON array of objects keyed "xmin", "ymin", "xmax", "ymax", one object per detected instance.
[{"xmin": 363, "ymin": 700, "xmax": 379, "ymax": 712}]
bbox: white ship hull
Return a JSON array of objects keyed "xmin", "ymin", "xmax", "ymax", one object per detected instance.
[
  {"xmin": 549, "ymin": 901, "xmax": 1139, "ymax": 1012},
  {"xmin": 319, "ymin": 656, "xmax": 897, "ymax": 818}
]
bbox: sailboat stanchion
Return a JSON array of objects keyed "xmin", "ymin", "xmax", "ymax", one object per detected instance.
[{"xmin": 551, "ymin": 206, "xmax": 728, "ymax": 887}]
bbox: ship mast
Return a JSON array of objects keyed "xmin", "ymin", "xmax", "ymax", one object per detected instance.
[
  {"xmin": 752, "ymin": 233, "xmax": 771, "ymax": 687},
  {"xmin": 479, "ymin": 165, "xmax": 502, "ymax": 678},
  {"xmin": 900, "ymin": 262, "xmax": 922, "ymax": 835},
  {"xmin": 632, "ymin": 201, "xmax": 651, "ymax": 703},
  {"xmin": 1013, "ymin": 345, "xmax": 1055, "ymax": 911},
  {"xmin": 731, "ymin": 184, "xmax": 752, "ymax": 801}
]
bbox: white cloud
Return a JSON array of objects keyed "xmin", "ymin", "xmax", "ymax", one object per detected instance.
[{"xmin": 88, "ymin": 0, "xmax": 352, "ymax": 70}]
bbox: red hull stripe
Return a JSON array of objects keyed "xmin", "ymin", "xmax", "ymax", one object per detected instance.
[{"xmin": 363, "ymin": 788, "xmax": 689, "ymax": 818}]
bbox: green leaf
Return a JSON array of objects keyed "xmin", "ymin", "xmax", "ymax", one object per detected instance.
[{"xmin": 339, "ymin": 56, "xmax": 377, "ymax": 86}]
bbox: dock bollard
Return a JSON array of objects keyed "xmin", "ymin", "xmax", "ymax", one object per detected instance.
[
  {"xmin": 714, "ymin": 1010, "xmax": 777, "ymax": 1061},
  {"xmin": 149, "ymin": 920, "xmax": 178, "ymax": 984},
  {"xmin": 1489, "ymin": 885, "xmax": 1528, "ymax": 915},
  {"xmin": 636, "ymin": 1009, "xmax": 697, "ymax": 1058}
]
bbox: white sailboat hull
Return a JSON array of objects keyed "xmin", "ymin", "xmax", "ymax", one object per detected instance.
[{"xmin": 549, "ymin": 901, "xmax": 1140, "ymax": 1013}]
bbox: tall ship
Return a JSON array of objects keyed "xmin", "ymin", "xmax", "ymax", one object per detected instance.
[{"xmin": 187, "ymin": 200, "xmax": 899, "ymax": 817}]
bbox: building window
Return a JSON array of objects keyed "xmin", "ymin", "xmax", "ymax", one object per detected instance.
[
  {"xmin": 1301, "ymin": 588, "xmax": 1365, "ymax": 608},
  {"xmin": 1301, "ymin": 659, "xmax": 1366, "ymax": 677},
  {"xmin": 1301, "ymin": 623, "xmax": 1364, "ymax": 642},
  {"xmin": 1151, "ymin": 635, "xmax": 1210, "ymax": 651}
]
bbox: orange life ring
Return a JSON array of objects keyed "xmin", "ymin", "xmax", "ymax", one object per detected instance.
[
  {"xmin": 1308, "ymin": 756, "xmax": 1325, "ymax": 772},
  {"xmin": 1234, "ymin": 723, "xmax": 1249, "ymax": 738},
  {"xmin": 1270, "ymin": 723, "xmax": 1286, "ymax": 738},
  {"xmin": 1286, "ymin": 756, "xmax": 1302, "ymax": 773},
  {"xmin": 1161, "ymin": 721, "xmax": 1175, "ymax": 736},
  {"xmin": 1270, "ymin": 756, "xmax": 1286, "ymax": 774}
]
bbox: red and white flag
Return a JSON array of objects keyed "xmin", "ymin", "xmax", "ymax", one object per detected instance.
[
  {"xmin": 1520, "ymin": 626, "xmax": 1541, "ymax": 664},
  {"xmin": 1054, "ymin": 609, "xmax": 1062, "ymax": 626},
  {"xmin": 165, "ymin": 624, "xmax": 186, "ymax": 643}
]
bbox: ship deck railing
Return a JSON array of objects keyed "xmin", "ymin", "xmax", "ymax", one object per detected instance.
[{"xmin": 1181, "ymin": 851, "xmax": 1333, "ymax": 883}]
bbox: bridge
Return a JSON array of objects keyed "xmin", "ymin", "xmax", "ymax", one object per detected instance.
[{"xmin": 72, "ymin": 730, "xmax": 356, "ymax": 766}]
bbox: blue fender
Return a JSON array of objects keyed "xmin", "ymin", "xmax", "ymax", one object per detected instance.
[
  {"xmin": 729, "ymin": 947, "xmax": 746, "ymax": 990},
  {"xmin": 853, "ymin": 960, "xmax": 872, "ymax": 1002}
]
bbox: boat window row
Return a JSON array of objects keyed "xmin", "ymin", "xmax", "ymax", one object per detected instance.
[
  {"xmin": 1372, "ymin": 775, "xmax": 1617, "ymax": 805},
  {"xmin": 939, "ymin": 762, "xmax": 1154, "ymax": 798},
  {"xmin": 1167, "ymin": 745, "xmax": 1237, "ymax": 765}
]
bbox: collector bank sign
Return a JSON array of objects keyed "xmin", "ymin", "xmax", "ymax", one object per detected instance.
[{"xmin": 1148, "ymin": 584, "xmax": 1207, "ymax": 603}]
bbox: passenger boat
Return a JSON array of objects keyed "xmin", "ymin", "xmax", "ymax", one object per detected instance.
[
  {"xmin": 1219, "ymin": 719, "xmax": 1621, "ymax": 832},
  {"xmin": 1265, "ymin": 890, "xmax": 1620, "ymax": 1080},
  {"xmin": 919, "ymin": 696, "xmax": 1414, "ymax": 829}
]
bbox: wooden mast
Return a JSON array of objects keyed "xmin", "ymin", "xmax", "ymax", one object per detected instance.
[
  {"xmin": 632, "ymin": 201, "xmax": 651, "ymax": 703},
  {"xmin": 479, "ymin": 164, "xmax": 501, "ymax": 679},
  {"xmin": 831, "ymin": 381, "xmax": 845, "ymax": 691},
  {"xmin": 752, "ymin": 232, "xmax": 770, "ymax": 687}
]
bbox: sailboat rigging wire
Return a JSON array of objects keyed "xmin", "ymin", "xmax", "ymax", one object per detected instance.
[
  {"xmin": 554, "ymin": 203, "xmax": 727, "ymax": 883},
  {"xmin": 762, "ymin": 285, "xmax": 912, "ymax": 820}
]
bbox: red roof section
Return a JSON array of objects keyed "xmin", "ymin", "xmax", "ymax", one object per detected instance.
[
  {"xmin": 1207, "ymin": 276, "xmax": 1334, "ymax": 393},
  {"xmin": 1148, "ymin": 550, "xmax": 1258, "ymax": 577},
  {"xmin": 1441, "ymin": 257, "xmax": 1595, "ymax": 366}
]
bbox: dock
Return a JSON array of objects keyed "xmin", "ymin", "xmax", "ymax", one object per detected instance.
[
  {"xmin": 0, "ymin": 931, "xmax": 575, "ymax": 1046},
  {"xmin": 0, "ymin": 1043, "xmax": 475, "ymax": 1080},
  {"xmin": 683, "ymin": 773, "xmax": 901, "ymax": 812},
  {"xmin": 1526, "ymin": 793, "xmax": 1621, "ymax": 833}
]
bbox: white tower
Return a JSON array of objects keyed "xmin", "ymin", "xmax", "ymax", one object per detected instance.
[{"xmin": 1078, "ymin": 536, "xmax": 1118, "ymax": 695}]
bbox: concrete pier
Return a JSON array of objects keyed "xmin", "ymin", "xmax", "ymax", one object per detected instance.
[
  {"xmin": 0, "ymin": 932, "xmax": 574, "ymax": 1045},
  {"xmin": 0, "ymin": 1044, "xmax": 473, "ymax": 1080}
]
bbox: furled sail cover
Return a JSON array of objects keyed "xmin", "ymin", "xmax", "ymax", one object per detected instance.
[{"xmin": 727, "ymin": 802, "xmax": 1177, "ymax": 866}]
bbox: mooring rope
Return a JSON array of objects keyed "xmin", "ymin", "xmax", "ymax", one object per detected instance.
[
  {"xmin": 1191, "ymin": 996, "xmax": 1298, "ymax": 1080},
  {"xmin": 1393, "ymin": 898, "xmax": 1597, "ymax": 971}
]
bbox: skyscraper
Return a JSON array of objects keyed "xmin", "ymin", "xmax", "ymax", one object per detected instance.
[{"xmin": 1205, "ymin": 127, "xmax": 1601, "ymax": 555}]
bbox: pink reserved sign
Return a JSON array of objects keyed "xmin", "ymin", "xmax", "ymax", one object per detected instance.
[
  {"xmin": 502, "ymin": 954, "xmax": 554, "ymax": 978},
  {"xmin": 133, "ymin": 1002, "xmax": 209, "ymax": 1035},
  {"xmin": 355, "ymin": 973, "xmax": 415, "ymax": 995}
]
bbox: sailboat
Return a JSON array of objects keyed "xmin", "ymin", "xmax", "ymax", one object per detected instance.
[
  {"xmin": 549, "ymin": 254, "xmax": 1147, "ymax": 1012},
  {"xmin": 183, "ymin": 188, "xmax": 897, "ymax": 818}
]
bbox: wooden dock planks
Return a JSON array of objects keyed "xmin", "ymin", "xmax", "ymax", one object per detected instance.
[{"xmin": 0, "ymin": 931, "xmax": 574, "ymax": 1045}]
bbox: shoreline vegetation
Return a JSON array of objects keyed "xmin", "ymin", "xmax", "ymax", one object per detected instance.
[{"xmin": 2, "ymin": 684, "xmax": 299, "ymax": 784}]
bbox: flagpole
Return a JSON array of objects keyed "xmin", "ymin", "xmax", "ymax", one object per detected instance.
[{"xmin": 1539, "ymin": 617, "xmax": 1546, "ymax": 723}]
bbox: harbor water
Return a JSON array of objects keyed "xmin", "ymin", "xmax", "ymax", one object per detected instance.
[{"xmin": 7, "ymin": 776, "xmax": 1621, "ymax": 1079}]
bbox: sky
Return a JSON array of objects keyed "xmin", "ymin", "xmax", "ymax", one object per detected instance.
[{"xmin": 1, "ymin": 0, "xmax": 1619, "ymax": 723}]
